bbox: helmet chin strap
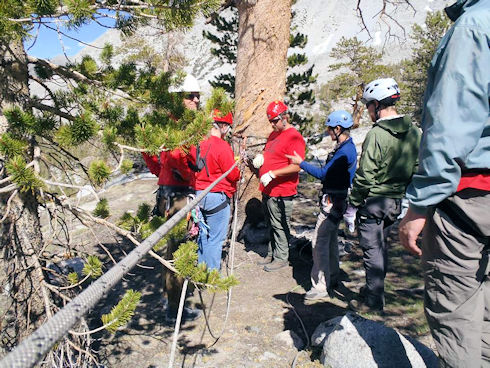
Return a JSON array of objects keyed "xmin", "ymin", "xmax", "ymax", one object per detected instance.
[
  {"xmin": 214, "ymin": 122, "xmax": 231, "ymax": 137},
  {"xmin": 331, "ymin": 126, "xmax": 344, "ymax": 141},
  {"xmin": 375, "ymin": 103, "xmax": 381, "ymax": 121}
]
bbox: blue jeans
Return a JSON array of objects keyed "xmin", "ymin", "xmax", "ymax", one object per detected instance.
[{"xmin": 197, "ymin": 191, "xmax": 230, "ymax": 271}]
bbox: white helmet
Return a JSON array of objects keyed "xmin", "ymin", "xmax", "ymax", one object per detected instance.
[
  {"xmin": 361, "ymin": 78, "xmax": 400, "ymax": 106},
  {"xmin": 168, "ymin": 74, "xmax": 201, "ymax": 93}
]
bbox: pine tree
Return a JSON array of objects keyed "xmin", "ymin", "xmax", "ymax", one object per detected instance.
[
  {"xmin": 323, "ymin": 36, "xmax": 399, "ymax": 127},
  {"xmin": 287, "ymin": 14, "xmax": 317, "ymax": 137},
  {"xmin": 202, "ymin": 8, "xmax": 238, "ymax": 95},
  {"xmin": 0, "ymin": 1, "xmax": 239, "ymax": 363},
  {"xmin": 398, "ymin": 10, "xmax": 451, "ymax": 121},
  {"xmin": 203, "ymin": 4, "xmax": 317, "ymax": 131}
]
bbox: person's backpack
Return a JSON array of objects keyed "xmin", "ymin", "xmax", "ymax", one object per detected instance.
[{"xmin": 188, "ymin": 144, "xmax": 211, "ymax": 176}]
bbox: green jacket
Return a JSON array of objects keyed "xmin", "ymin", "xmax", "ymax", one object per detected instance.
[{"xmin": 349, "ymin": 115, "xmax": 421, "ymax": 207}]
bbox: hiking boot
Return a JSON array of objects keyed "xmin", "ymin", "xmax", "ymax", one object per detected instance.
[
  {"xmin": 256, "ymin": 255, "xmax": 273, "ymax": 266},
  {"xmin": 165, "ymin": 306, "xmax": 202, "ymax": 325},
  {"xmin": 359, "ymin": 285, "xmax": 368, "ymax": 300},
  {"xmin": 304, "ymin": 289, "xmax": 331, "ymax": 301},
  {"xmin": 263, "ymin": 259, "xmax": 288, "ymax": 272},
  {"xmin": 348, "ymin": 298, "xmax": 383, "ymax": 314},
  {"xmin": 338, "ymin": 242, "xmax": 347, "ymax": 257}
]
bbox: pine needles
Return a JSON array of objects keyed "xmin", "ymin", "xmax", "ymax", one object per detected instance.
[{"xmin": 101, "ymin": 290, "xmax": 141, "ymax": 334}]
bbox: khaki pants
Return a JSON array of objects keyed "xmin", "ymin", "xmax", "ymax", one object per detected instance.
[
  {"xmin": 423, "ymin": 189, "xmax": 490, "ymax": 367},
  {"xmin": 263, "ymin": 195, "xmax": 294, "ymax": 262},
  {"xmin": 310, "ymin": 195, "xmax": 346, "ymax": 293},
  {"xmin": 160, "ymin": 194, "xmax": 190, "ymax": 311}
]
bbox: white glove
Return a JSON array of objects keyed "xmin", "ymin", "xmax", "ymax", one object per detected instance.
[
  {"xmin": 260, "ymin": 171, "xmax": 276, "ymax": 187},
  {"xmin": 343, "ymin": 204, "xmax": 357, "ymax": 233},
  {"xmin": 252, "ymin": 153, "xmax": 264, "ymax": 169}
]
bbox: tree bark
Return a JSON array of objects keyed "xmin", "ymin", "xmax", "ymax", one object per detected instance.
[
  {"xmin": 0, "ymin": 37, "xmax": 46, "ymax": 346},
  {"xmin": 352, "ymin": 84, "xmax": 364, "ymax": 129},
  {"xmin": 234, "ymin": 0, "xmax": 291, "ymax": 224}
]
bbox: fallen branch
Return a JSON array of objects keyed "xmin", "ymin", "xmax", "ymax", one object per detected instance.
[
  {"xmin": 41, "ymin": 178, "xmax": 100, "ymax": 202},
  {"xmin": 0, "ymin": 189, "xmax": 18, "ymax": 224}
]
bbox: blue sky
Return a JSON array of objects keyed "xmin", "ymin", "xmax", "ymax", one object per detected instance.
[{"xmin": 25, "ymin": 14, "xmax": 115, "ymax": 59}]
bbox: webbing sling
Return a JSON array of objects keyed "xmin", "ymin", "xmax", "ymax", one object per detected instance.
[{"xmin": 201, "ymin": 195, "xmax": 230, "ymax": 215}]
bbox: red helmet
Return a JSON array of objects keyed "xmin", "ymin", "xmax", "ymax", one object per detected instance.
[
  {"xmin": 212, "ymin": 108, "xmax": 233, "ymax": 125},
  {"xmin": 266, "ymin": 100, "xmax": 288, "ymax": 120}
]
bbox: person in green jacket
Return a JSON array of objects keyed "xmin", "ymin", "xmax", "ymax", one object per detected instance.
[{"xmin": 348, "ymin": 77, "xmax": 421, "ymax": 312}]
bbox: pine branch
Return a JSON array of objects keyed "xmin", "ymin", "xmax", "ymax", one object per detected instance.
[
  {"xmin": 54, "ymin": 200, "xmax": 178, "ymax": 273},
  {"xmin": 100, "ymin": 290, "xmax": 141, "ymax": 334},
  {"xmin": 0, "ymin": 189, "xmax": 18, "ymax": 224},
  {"xmin": 0, "ymin": 184, "xmax": 18, "ymax": 194},
  {"xmin": 65, "ymin": 338, "xmax": 99, "ymax": 367},
  {"xmin": 29, "ymin": 99, "xmax": 76, "ymax": 121},
  {"xmin": 47, "ymin": 274, "xmax": 91, "ymax": 291},
  {"xmin": 42, "ymin": 22, "xmax": 104, "ymax": 50},
  {"xmin": 41, "ymin": 178, "xmax": 100, "ymax": 202},
  {"xmin": 27, "ymin": 56, "xmax": 137, "ymax": 102},
  {"xmin": 43, "ymin": 282, "xmax": 72, "ymax": 303},
  {"xmin": 68, "ymin": 318, "xmax": 118, "ymax": 336},
  {"xmin": 29, "ymin": 76, "xmax": 58, "ymax": 104},
  {"xmin": 42, "ymin": 136, "xmax": 90, "ymax": 178},
  {"xmin": 8, "ymin": 1, "xmax": 215, "ymax": 23}
]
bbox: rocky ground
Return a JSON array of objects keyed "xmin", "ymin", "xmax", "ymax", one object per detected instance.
[{"xmin": 62, "ymin": 173, "xmax": 435, "ymax": 368}]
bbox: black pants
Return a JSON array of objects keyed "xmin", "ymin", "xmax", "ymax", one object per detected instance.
[{"xmin": 357, "ymin": 196, "xmax": 401, "ymax": 307}]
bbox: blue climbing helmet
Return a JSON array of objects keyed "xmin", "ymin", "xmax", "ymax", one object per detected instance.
[{"xmin": 325, "ymin": 110, "xmax": 354, "ymax": 129}]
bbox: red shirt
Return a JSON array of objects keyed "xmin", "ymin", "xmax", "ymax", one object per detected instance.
[
  {"xmin": 259, "ymin": 127, "xmax": 305, "ymax": 197},
  {"xmin": 142, "ymin": 148, "xmax": 196, "ymax": 188},
  {"xmin": 457, "ymin": 173, "xmax": 490, "ymax": 192},
  {"xmin": 193, "ymin": 136, "xmax": 240, "ymax": 197}
]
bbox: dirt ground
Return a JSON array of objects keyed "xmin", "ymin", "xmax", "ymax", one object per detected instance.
[{"xmin": 67, "ymin": 176, "xmax": 434, "ymax": 368}]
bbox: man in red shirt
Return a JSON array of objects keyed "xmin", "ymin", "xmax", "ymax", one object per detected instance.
[
  {"xmin": 141, "ymin": 74, "xmax": 202, "ymax": 325},
  {"xmin": 193, "ymin": 109, "xmax": 240, "ymax": 270},
  {"xmin": 253, "ymin": 101, "xmax": 306, "ymax": 272}
]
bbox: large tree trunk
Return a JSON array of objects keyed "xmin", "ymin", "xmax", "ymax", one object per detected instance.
[
  {"xmin": 234, "ymin": 0, "xmax": 291, "ymax": 224},
  {"xmin": 0, "ymin": 38, "xmax": 47, "ymax": 348}
]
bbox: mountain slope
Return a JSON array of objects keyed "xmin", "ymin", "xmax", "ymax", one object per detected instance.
[{"xmin": 64, "ymin": 0, "xmax": 451, "ymax": 94}]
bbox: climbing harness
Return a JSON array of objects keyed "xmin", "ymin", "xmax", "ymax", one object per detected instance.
[{"xmin": 196, "ymin": 163, "xmax": 242, "ymax": 346}]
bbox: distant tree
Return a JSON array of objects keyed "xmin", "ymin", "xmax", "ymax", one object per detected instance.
[
  {"xmin": 325, "ymin": 37, "xmax": 398, "ymax": 127},
  {"xmin": 116, "ymin": 30, "xmax": 187, "ymax": 74},
  {"xmin": 398, "ymin": 10, "xmax": 451, "ymax": 121},
  {"xmin": 287, "ymin": 20, "xmax": 317, "ymax": 137},
  {"xmin": 202, "ymin": 8, "xmax": 238, "ymax": 95}
]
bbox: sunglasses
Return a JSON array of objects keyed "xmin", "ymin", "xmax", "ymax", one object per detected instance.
[
  {"xmin": 185, "ymin": 93, "xmax": 200, "ymax": 100},
  {"xmin": 269, "ymin": 118, "xmax": 281, "ymax": 124}
]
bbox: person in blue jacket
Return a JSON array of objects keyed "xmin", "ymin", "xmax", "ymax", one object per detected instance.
[
  {"xmin": 287, "ymin": 110, "xmax": 357, "ymax": 300},
  {"xmin": 399, "ymin": 1, "xmax": 490, "ymax": 366}
]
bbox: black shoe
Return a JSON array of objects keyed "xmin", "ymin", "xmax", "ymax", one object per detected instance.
[
  {"xmin": 348, "ymin": 298, "xmax": 383, "ymax": 313},
  {"xmin": 256, "ymin": 255, "xmax": 273, "ymax": 266},
  {"xmin": 328, "ymin": 280, "xmax": 340, "ymax": 295},
  {"xmin": 359, "ymin": 285, "xmax": 368, "ymax": 300},
  {"xmin": 263, "ymin": 260, "xmax": 288, "ymax": 272},
  {"xmin": 165, "ymin": 306, "xmax": 202, "ymax": 325}
]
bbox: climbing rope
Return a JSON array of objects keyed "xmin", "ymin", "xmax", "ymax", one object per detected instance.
[
  {"xmin": 196, "ymin": 161, "xmax": 242, "ymax": 345},
  {"xmin": 287, "ymin": 285, "xmax": 311, "ymax": 368}
]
